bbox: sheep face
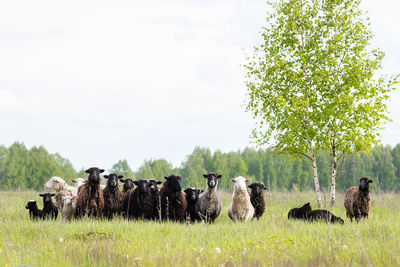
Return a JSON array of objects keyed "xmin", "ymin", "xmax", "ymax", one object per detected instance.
[
  {"xmin": 44, "ymin": 177, "xmax": 65, "ymax": 191},
  {"xmin": 71, "ymin": 178, "xmax": 85, "ymax": 187},
  {"xmin": 133, "ymin": 179, "xmax": 150, "ymax": 193},
  {"xmin": 85, "ymin": 167, "xmax": 105, "ymax": 184},
  {"xmin": 248, "ymin": 183, "xmax": 266, "ymax": 196},
  {"xmin": 359, "ymin": 177, "xmax": 373, "ymax": 192},
  {"xmin": 63, "ymin": 196, "xmax": 76, "ymax": 206},
  {"xmin": 104, "ymin": 173, "xmax": 123, "ymax": 188},
  {"xmin": 203, "ymin": 172, "xmax": 222, "ymax": 189},
  {"xmin": 39, "ymin": 193, "xmax": 55, "ymax": 203},
  {"xmin": 120, "ymin": 178, "xmax": 134, "ymax": 192},
  {"xmin": 26, "ymin": 200, "xmax": 37, "ymax": 210},
  {"xmin": 164, "ymin": 174, "xmax": 182, "ymax": 192},
  {"xmin": 301, "ymin": 202, "xmax": 312, "ymax": 212},
  {"xmin": 148, "ymin": 179, "xmax": 162, "ymax": 193},
  {"xmin": 184, "ymin": 187, "xmax": 202, "ymax": 201},
  {"xmin": 231, "ymin": 176, "xmax": 250, "ymax": 191}
]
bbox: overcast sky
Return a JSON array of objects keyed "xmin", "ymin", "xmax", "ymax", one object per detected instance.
[{"xmin": 0, "ymin": 0, "xmax": 399, "ymax": 171}]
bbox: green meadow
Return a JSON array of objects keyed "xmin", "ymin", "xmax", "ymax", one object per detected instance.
[{"xmin": 1, "ymin": 191, "xmax": 399, "ymax": 266}]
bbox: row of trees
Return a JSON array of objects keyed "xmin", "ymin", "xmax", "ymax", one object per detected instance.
[{"xmin": 1, "ymin": 142, "xmax": 399, "ymax": 192}]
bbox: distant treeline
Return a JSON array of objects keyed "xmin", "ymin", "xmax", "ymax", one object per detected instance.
[{"xmin": 0, "ymin": 142, "xmax": 399, "ymax": 192}]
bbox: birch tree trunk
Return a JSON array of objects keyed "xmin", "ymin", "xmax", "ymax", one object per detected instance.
[
  {"xmin": 311, "ymin": 152, "xmax": 322, "ymax": 208},
  {"xmin": 330, "ymin": 143, "xmax": 337, "ymax": 206}
]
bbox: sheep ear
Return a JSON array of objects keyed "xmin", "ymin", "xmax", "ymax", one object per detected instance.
[
  {"xmin": 133, "ymin": 181, "xmax": 139, "ymax": 186},
  {"xmin": 118, "ymin": 175, "xmax": 124, "ymax": 179},
  {"xmin": 157, "ymin": 181, "xmax": 163, "ymax": 184},
  {"xmin": 203, "ymin": 174, "xmax": 208, "ymax": 178},
  {"xmin": 100, "ymin": 169, "xmax": 105, "ymax": 173},
  {"xmin": 368, "ymin": 180, "xmax": 373, "ymax": 183},
  {"xmin": 184, "ymin": 188, "xmax": 189, "ymax": 194},
  {"xmin": 103, "ymin": 175, "xmax": 109, "ymax": 179},
  {"xmin": 119, "ymin": 178, "xmax": 125, "ymax": 182},
  {"xmin": 230, "ymin": 178, "xmax": 236, "ymax": 183},
  {"xmin": 71, "ymin": 179, "xmax": 76, "ymax": 183},
  {"xmin": 245, "ymin": 178, "xmax": 251, "ymax": 183},
  {"xmin": 50, "ymin": 194, "xmax": 56, "ymax": 197},
  {"xmin": 217, "ymin": 174, "xmax": 222, "ymax": 179},
  {"xmin": 200, "ymin": 189, "xmax": 204, "ymax": 193},
  {"xmin": 39, "ymin": 194, "xmax": 44, "ymax": 197},
  {"xmin": 85, "ymin": 169, "xmax": 90, "ymax": 173},
  {"xmin": 263, "ymin": 186, "xmax": 268, "ymax": 190},
  {"xmin": 164, "ymin": 176, "xmax": 169, "ymax": 180},
  {"xmin": 248, "ymin": 183, "xmax": 254, "ymax": 189}
]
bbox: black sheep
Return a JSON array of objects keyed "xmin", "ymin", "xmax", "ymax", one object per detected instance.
[
  {"xmin": 148, "ymin": 179, "xmax": 163, "ymax": 220},
  {"xmin": 248, "ymin": 182, "xmax": 267, "ymax": 220},
  {"xmin": 39, "ymin": 193, "xmax": 58, "ymax": 220},
  {"xmin": 102, "ymin": 173, "xmax": 123, "ymax": 219},
  {"xmin": 288, "ymin": 202, "xmax": 311, "ymax": 220},
  {"xmin": 184, "ymin": 187, "xmax": 203, "ymax": 222},
  {"xmin": 127, "ymin": 179, "xmax": 154, "ymax": 220},
  {"xmin": 306, "ymin": 209, "xmax": 344, "ymax": 224},
  {"xmin": 26, "ymin": 200, "xmax": 43, "ymax": 220},
  {"xmin": 159, "ymin": 174, "xmax": 187, "ymax": 222}
]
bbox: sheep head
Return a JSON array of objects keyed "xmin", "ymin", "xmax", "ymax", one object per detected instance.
[
  {"xmin": 104, "ymin": 173, "xmax": 123, "ymax": 188},
  {"xmin": 164, "ymin": 174, "xmax": 182, "ymax": 193},
  {"xmin": 359, "ymin": 177, "xmax": 373, "ymax": 192},
  {"xmin": 44, "ymin": 176, "xmax": 66, "ymax": 191},
  {"xmin": 203, "ymin": 172, "xmax": 222, "ymax": 189},
  {"xmin": 231, "ymin": 176, "xmax": 250, "ymax": 192},
  {"xmin": 85, "ymin": 167, "xmax": 105, "ymax": 184},
  {"xmin": 248, "ymin": 182, "xmax": 267, "ymax": 196}
]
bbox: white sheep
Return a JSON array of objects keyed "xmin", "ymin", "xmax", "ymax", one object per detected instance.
[
  {"xmin": 44, "ymin": 177, "xmax": 75, "ymax": 210},
  {"xmin": 227, "ymin": 177, "xmax": 254, "ymax": 222},
  {"xmin": 62, "ymin": 196, "xmax": 76, "ymax": 220}
]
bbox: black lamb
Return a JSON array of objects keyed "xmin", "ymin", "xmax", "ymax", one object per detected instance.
[
  {"xmin": 184, "ymin": 187, "xmax": 203, "ymax": 222},
  {"xmin": 288, "ymin": 202, "xmax": 311, "ymax": 220},
  {"xmin": 39, "ymin": 193, "xmax": 58, "ymax": 220},
  {"xmin": 26, "ymin": 200, "xmax": 43, "ymax": 220}
]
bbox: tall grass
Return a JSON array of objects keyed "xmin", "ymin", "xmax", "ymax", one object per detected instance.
[{"xmin": 1, "ymin": 190, "xmax": 399, "ymax": 266}]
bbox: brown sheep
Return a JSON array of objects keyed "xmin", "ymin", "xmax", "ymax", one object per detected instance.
[
  {"xmin": 76, "ymin": 167, "xmax": 105, "ymax": 218},
  {"xmin": 344, "ymin": 177, "xmax": 373, "ymax": 222},
  {"xmin": 159, "ymin": 174, "xmax": 187, "ymax": 222},
  {"xmin": 248, "ymin": 182, "xmax": 267, "ymax": 220}
]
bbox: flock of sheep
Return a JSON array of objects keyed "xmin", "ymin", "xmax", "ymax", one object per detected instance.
[{"xmin": 25, "ymin": 167, "xmax": 373, "ymax": 224}]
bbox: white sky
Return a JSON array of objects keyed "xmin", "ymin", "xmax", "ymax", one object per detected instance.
[{"xmin": 0, "ymin": 0, "xmax": 399, "ymax": 171}]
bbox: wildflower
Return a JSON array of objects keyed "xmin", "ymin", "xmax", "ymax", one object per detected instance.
[
  {"xmin": 343, "ymin": 245, "xmax": 348, "ymax": 250},
  {"xmin": 59, "ymin": 237, "xmax": 65, "ymax": 243},
  {"xmin": 215, "ymin": 247, "xmax": 221, "ymax": 254}
]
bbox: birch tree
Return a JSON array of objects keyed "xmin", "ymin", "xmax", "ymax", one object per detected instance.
[{"xmin": 245, "ymin": 0, "xmax": 398, "ymax": 206}]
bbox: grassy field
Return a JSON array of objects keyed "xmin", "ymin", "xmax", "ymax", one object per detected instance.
[{"xmin": 1, "ymin": 190, "xmax": 399, "ymax": 266}]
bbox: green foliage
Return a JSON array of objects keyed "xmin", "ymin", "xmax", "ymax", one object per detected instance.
[
  {"xmin": 0, "ymin": 142, "xmax": 77, "ymax": 190},
  {"xmin": 135, "ymin": 159, "xmax": 173, "ymax": 180},
  {"xmin": 109, "ymin": 159, "xmax": 134, "ymax": 178},
  {"xmin": 245, "ymin": 0, "xmax": 398, "ymax": 157},
  {"xmin": 0, "ymin": 142, "xmax": 400, "ymax": 192}
]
